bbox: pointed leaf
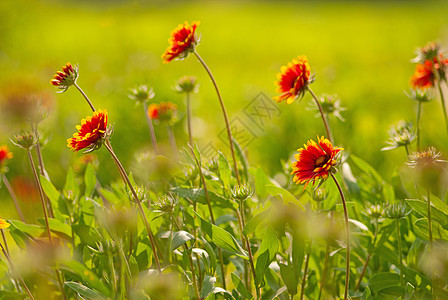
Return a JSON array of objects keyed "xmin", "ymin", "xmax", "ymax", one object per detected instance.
[
  {"xmin": 255, "ymin": 226, "xmax": 279, "ymax": 287},
  {"xmin": 64, "ymin": 281, "xmax": 106, "ymax": 300},
  {"xmin": 170, "ymin": 231, "xmax": 195, "ymax": 251},
  {"xmin": 200, "ymin": 275, "xmax": 216, "ymax": 299},
  {"xmin": 243, "ymin": 208, "xmax": 271, "ymax": 237},
  {"xmin": 231, "ymin": 273, "xmax": 252, "ymax": 299},
  {"xmin": 84, "ymin": 163, "xmax": 97, "ymax": 197}
]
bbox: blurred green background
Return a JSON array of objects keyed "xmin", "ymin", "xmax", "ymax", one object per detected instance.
[{"xmin": 1, "ymin": 0, "xmax": 448, "ymax": 217}]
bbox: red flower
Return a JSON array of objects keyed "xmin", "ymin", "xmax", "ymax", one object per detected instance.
[
  {"xmin": 67, "ymin": 110, "xmax": 108, "ymax": 152},
  {"xmin": 148, "ymin": 102, "xmax": 178, "ymax": 123},
  {"xmin": 292, "ymin": 136, "xmax": 342, "ymax": 188},
  {"xmin": 410, "ymin": 60, "xmax": 435, "ymax": 89},
  {"xmin": 162, "ymin": 21, "xmax": 200, "ymax": 64},
  {"xmin": 0, "ymin": 145, "xmax": 13, "ymax": 167},
  {"xmin": 50, "ymin": 62, "xmax": 78, "ymax": 92},
  {"xmin": 274, "ymin": 56, "xmax": 312, "ymax": 104}
]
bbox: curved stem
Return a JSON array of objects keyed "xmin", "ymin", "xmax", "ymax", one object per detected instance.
[
  {"xmin": 186, "ymin": 92, "xmax": 194, "ymax": 147},
  {"xmin": 416, "ymin": 100, "xmax": 422, "ymax": 151},
  {"xmin": 396, "ymin": 218, "xmax": 404, "ymax": 287},
  {"xmin": 2, "ymin": 174, "xmax": 25, "ymax": 222},
  {"xmin": 307, "ymin": 87, "xmax": 333, "ymax": 143},
  {"xmin": 193, "ymin": 50, "xmax": 241, "ymax": 185},
  {"xmin": 436, "ymin": 80, "xmax": 448, "ymax": 137},
  {"xmin": 330, "ymin": 173, "xmax": 350, "ymax": 300},
  {"xmin": 143, "ymin": 102, "xmax": 159, "ymax": 154},
  {"xmin": 104, "ymin": 139, "xmax": 162, "ymax": 273},
  {"xmin": 74, "ymin": 83, "xmax": 96, "ymax": 112}
]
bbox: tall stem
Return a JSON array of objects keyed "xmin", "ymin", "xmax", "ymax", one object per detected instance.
[
  {"xmin": 193, "ymin": 51, "xmax": 241, "ymax": 185},
  {"xmin": 27, "ymin": 150, "xmax": 52, "ymax": 243},
  {"xmin": 396, "ymin": 218, "xmax": 404, "ymax": 287},
  {"xmin": 74, "ymin": 83, "xmax": 96, "ymax": 112},
  {"xmin": 318, "ymin": 244, "xmax": 330, "ymax": 300},
  {"xmin": 356, "ymin": 218, "xmax": 378, "ymax": 291},
  {"xmin": 427, "ymin": 189, "xmax": 435, "ymax": 299},
  {"xmin": 330, "ymin": 173, "xmax": 350, "ymax": 300},
  {"xmin": 307, "ymin": 87, "xmax": 333, "ymax": 143},
  {"xmin": 416, "ymin": 100, "xmax": 422, "ymax": 151},
  {"xmin": 167, "ymin": 126, "xmax": 178, "ymax": 161},
  {"xmin": 186, "ymin": 92, "xmax": 194, "ymax": 146},
  {"xmin": 300, "ymin": 241, "xmax": 312, "ymax": 300},
  {"xmin": 2, "ymin": 174, "xmax": 25, "ymax": 222},
  {"xmin": 143, "ymin": 102, "xmax": 159, "ymax": 154},
  {"xmin": 189, "ymin": 147, "xmax": 227, "ymax": 290},
  {"xmin": 103, "ymin": 140, "xmax": 161, "ymax": 273},
  {"xmin": 436, "ymin": 80, "xmax": 448, "ymax": 137}
]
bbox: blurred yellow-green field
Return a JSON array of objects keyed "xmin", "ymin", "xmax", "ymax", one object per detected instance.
[{"xmin": 1, "ymin": 0, "xmax": 448, "ymax": 213}]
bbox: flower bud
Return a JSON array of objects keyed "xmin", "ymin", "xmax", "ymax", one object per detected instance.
[
  {"xmin": 50, "ymin": 62, "xmax": 78, "ymax": 92},
  {"xmin": 174, "ymin": 76, "xmax": 199, "ymax": 94},
  {"xmin": 231, "ymin": 184, "xmax": 253, "ymax": 201},
  {"xmin": 128, "ymin": 85, "xmax": 155, "ymax": 104},
  {"xmin": 11, "ymin": 131, "xmax": 38, "ymax": 149}
]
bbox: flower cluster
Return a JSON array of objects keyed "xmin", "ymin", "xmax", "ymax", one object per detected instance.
[
  {"xmin": 382, "ymin": 120, "xmax": 416, "ymax": 151},
  {"xmin": 410, "ymin": 42, "xmax": 448, "ymax": 89},
  {"xmin": 0, "ymin": 145, "xmax": 13, "ymax": 169},
  {"xmin": 67, "ymin": 109, "xmax": 109, "ymax": 152},
  {"xmin": 147, "ymin": 102, "xmax": 178, "ymax": 124},
  {"xmin": 274, "ymin": 55, "xmax": 313, "ymax": 104},
  {"xmin": 162, "ymin": 21, "xmax": 200, "ymax": 64},
  {"xmin": 50, "ymin": 62, "xmax": 78, "ymax": 92},
  {"xmin": 291, "ymin": 136, "xmax": 342, "ymax": 187}
]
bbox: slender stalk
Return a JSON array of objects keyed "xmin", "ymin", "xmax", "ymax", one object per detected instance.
[
  {"xmin": 74, "ymin": 83, "xmax": 96, "ymax": 112},
  {"xmin": 143, "ymin": 101, "xmax": 159, "ymax": 154},
  {"xmin": 0, "ymin": 237, "xmax": 35, "ymax": 300},
  {"xmin": 186, "ymin": 92, "xmax": 194, "ymax": 146},
  {"xmin": 2, "ymin": 174, "xmax": 25, "ymax": 222},
  {"xmin": 300, "ymin": 241, "xmax": 312, "ymax": 300},
  {"xmin": 355, "ymin": 218, "xmax": 378, "ymax": 291},
  {"xmin": 318, "ymin": 244, "xmax": 330, "ymax": 300},
  {"xmin": 27, "ymin": 150, "xmax": 52, "ymax": 243},
  {"xmin": 193, "ymin": 50, "xmax": 241, "ymax": 185},
  {"xmin": 427, "ymin": 189, "xmax": 435, "ymax": 300},
  {"xmin": 103, "ymin": 140, "xmax": 161, "ymax": 273},
  {"xmin": 189, "ymin": 147, "xmax": 227, "ymax": 290},
  {"xmin": 404, "ymin": 145, "xmax": 410, "ymax": 157},
  {"xmin": 307, "ymin": 87, "xmax": 332, "ymax": 143},
  {"xmin": 436, "ymin": 80, "xmax": 448, "ymax": 137},
  {"xmin": 167, "ymin": 126, "xmax": 178, "ymax": 161},
  {"xmin": 330, "ymin": 173, "xmax": 350, "ymax": 300},
  {"xmin": 416, "ymin": 100, "xmax": 422, "ymax": 151},
  {"xmin": 1, "ymin": 229, "xmax": 9, "ymax": 257},
  {"xmin": 396, "ymin": 218, "xmax": 404, "ymax": 287}
]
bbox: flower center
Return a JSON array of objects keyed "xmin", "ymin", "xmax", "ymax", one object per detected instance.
[{"xmin": 315, "ymin": 155, "xmax": 330, "ymax": 168}]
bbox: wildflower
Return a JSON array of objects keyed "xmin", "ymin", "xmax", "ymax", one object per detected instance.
[
  {"xmin": 365, "ymin": 204, "xmax": 384, "ymax": 219},
  {"xmin": 410, "ymin": 60, "xmax": 435, "ymax": 89},
  {"xmin": 406, "ymin": 88, "xmax": 435, "ymax": 103},
  {"xmin": 407, "ymin": 147, "xmax": 446, "ymax": 169},
  {"xmin": 147, "ymin": 102, "xmax": 178, "ymax": 124},
  {"xmin": 128, "ymin": 85, "xmax": 155, "ymax": 104},
  {"xmin": 407, "ymin": 147, "xmax": 447, "ymax": 191},
  {"xmin": 0, "ymin": 218, "xmax": 10, "ymax": 229},
  {"xmin": 307, "ymin": 94, "xmax": 346, "ymax": 122},
  {"xmin": 231, "ymin": 184, "xmax": 253, "ymax": 201},
  {"xmin": 162, "ymin": 21, "xmax": 200, "ymax": 64},
  {"xmin": 0, "ymin": 145, "xmax": 13, "ymax": 168},
  {"xmin": 11, "ymin": 131, "xmax": 38, "ymax": 149},
  {"xmin": 67, "ymin": 109, "xmax": 109, "ymax": 152},
  {"xmin": 174, "ymin": 76, "xmax": 199, "ymax": 94},
  {"xmin": 381, "ymin": 121, "xmax": 416, "ymax": 151},
  {"xmin": 50, "ymin": 62, "xmax": 78, "ymax": 92},
  {"xmin": 274, "ymin": 55, "xmax": 313, "ymax": 104},
  {"xmin": 412, "ymin": 42, "xmax": 443, "ymax": 64},
  {"xmin": 291, "ymin": 136, "xmax": 343, "ymax": 188},
  {"xmin": 384, "ymin": 202, "xmax": 410, "ymax": 219}
]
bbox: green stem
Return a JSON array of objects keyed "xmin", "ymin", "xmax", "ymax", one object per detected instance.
[
  {"xmin": 307, "ymin": 87, "xmax": 333, "ymax": 143},
  {"xmin": 167, "ymin": 126, "xmax": 178, "ymax": 161},
  {"xmin": 143, "ymin": 101, "xmax": 159, "ymax": 154},
  {"xmin": 396, "ymin": 218, "xmax": 404, "ymax": 287},
  {"xmin": 193, "ymin": 50, "xmax": 241, "ymax": 185},
  {"xmin": 318, "ymin": 244, "xmax": 330, "ymax": 300},
  {"xmin": 427, "ymin": 189, "xmax": 435, "ymax": 300},
  {"xmin": 437, "ymin": 80, "xmax": 448, "ymax": 137},
  {"xmin": 300, "ymin": 241, "xmax": 312, "ymax": 300},
  {"xmin": 330, "ymin": 173, "xmax": 350, "ymax": 300},
  {"xmin": 416, "ymin": 100, "xmax": 422, "ymax": 151},
  {"xmin": 2, "ymin": 174, "xmax": 25, "ymax": 222},
  {"xmin": 104, "ymin": 139, "xmax": 162, "ymax": 273},
  {"xmin": 186, "ymin": 92, "xmax": 194, "ymax": 146},
  {"xmin": 74, "ymin": 82, "xmax": 96, "ymax": 112},
  {"xmin": 356, "ymin": 218, "xmax": 378, "ymax": 291}
]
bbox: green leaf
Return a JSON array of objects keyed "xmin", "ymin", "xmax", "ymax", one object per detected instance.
[
  {"xmin": 233, "ymin": 138, "xmax": 249, "ymax": 182},
  {"xmin": 279, "ymin": 263, "xmax": 297, "ymax": 296},
  {"xmin": 200, "ymin": 275, "xmax": 216, "ymax": 299},
  {"xmin": 414, "ymin": 218, "xmax": 448, "ymax": 241},
  {"xmin": 72, "ymin": 224, "xmax": 102, "ymax": 247},
  {"xmin": 0, "ymin": 291, "xmax": 27, "ymax": 299},
  {"xmin": 195, "ymin": 212, "xmax": 248, "ymax": 259},
  {"xmin": 170, "ymin": 231, "xmax": 195, "ymax": 251},
  {"xmin": 291, "ymin": 232, "xmax": 305, "ymax": 286},
  {"xmin": 200, "ymin": 237, "xmax": 217, "ymax": 273},
  {"xmin": 39, "ymin": 174, "xmax": 60, "ymax": 204},
  {"xmin": 37, "ymin": 218, "xmax": 71, "ymax": 238},
  {"xmin": 64, "ymin": 167, "xmax": 79, "ymax": 200},
  {"xmin": 367, "ymin": 272, "xmax": 400, "ymax": 293},
  {"xmin": 84, "ymin": 163, "xmax": 97, "ymax": 197},
  {"xmin": 171, "ymin": 187, "xmax": 236, "ymax": 209},
  {"xmin": 64, "ymin": 281, "xmax": 106, "ymax": 300},
  {"xmin": 61, "ymin": 260, "xmax": 110, "ymax": 296},
  {"xmin": 243, "ymin": 208, "xmax": 271, "ymax": 237},
  {"xmin": 9, "ymin": 220, "xmax": 45, "ymax": 237},
  {"xmin": 255, "ymin": 226, "xmax": 279, "ymax": 287},
  {"xmin": 218, "ymin": 152, "xmax": 232, "ymax": 188},
  {"xmin": 350, "ymin": 154, "xmax": 384, "ymax": 183},
  {"xmin": 406, "ymin": 199, "xmax": 447, "ymax": 226},
  {"xmin": 231, "ymin": 273, "xmax": 252, "ymax": 299},
  {"xmin": 428, "ymin": 193, "xmax": 448, "ymax": 215}
]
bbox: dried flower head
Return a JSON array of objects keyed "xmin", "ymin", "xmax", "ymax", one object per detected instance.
[
  {"xmin": 0, "ymin": 145, "xmax": 13, "ymax": 170},
  {"xmin": 307, "ymin": 94, "xmax": 346, "ymax": 122},
  {"xmin": 292, "ymin": 136, "xmax": 343, "ymax": 188},
  {"xmin": 11, "ymin": 131, "xmax": 38, "ymax": 149},
  {"xmin": 381, "ymin": 121, "xmax": 416, "ymax": 151},
  {"xmin": 174, "ymin": 76, "xmax": 199, "ymax": 94},
  {"xmin": 50, "ymin": 62, "xmax": 78, "ymax": 92},
  {"xmin": 412, "ymin": 42, "xmax": 443, "ymax": 64},
  {"xmin": 231, "ymin": 184, "xmax": 253, "ymax": 201},
  {"xmin": 0, "ymin": 218, "xmax": 10, "ymax": 229},
  {"xmin": 128, "ymin": 85, "xmax": 155, "ymax": 104},
  {"xmin": 67, "ymin": 109, "xmax": 109, "ymax": 153},
  {"xmin": 406, "ymin": 88, "xmax": 435, "ymax": 103},
  {"xmin": 274, "ymin": 55, "xmax": 313, "ymax": 104},
  {"xmin": 384, "ymin": 202, "xmax": 410, "ymax": 219},
  {"xmin": 407, "ymin": 147, "xmax": 446, "ymax": 169},
  {"xmin": 147, "ymin": 102, "xmax": 178, "ymax": 124},
  {"xmin": 162, "ymin": 21, "xmax": 200, "ymax": 64}
]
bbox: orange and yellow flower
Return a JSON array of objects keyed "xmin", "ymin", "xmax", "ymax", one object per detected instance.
[
  {"xmin": 162, "ymin": 21, "xmax": 200, "ymax": 64},
  {"xmin": 0, "ymin": 145, "xmax": 13, "ymax": 167},
  {"xmin": 67, "ymin": 109, "xmax": 108, "ymax": 152},
  {"xmin": 148, "ymin": 102, "xmax": 178, "ymax": 124},
  {"xmin": 50, "ymin": 62, "xmax": 78, "ymax": 92},
  {"xmin": 292, "ymin": 136, "xmax": 342, "ymax": 187},
  {"xmin": 410, "ymin": 60, "xmax": 435, "ymax": 89},
  {"xmin": 274, "ymin": 55, "xmax": 312, "ymax": 104},
  {"xmin": 0, "ymin": 218, "xmax": 10, "ymax": 229}
]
